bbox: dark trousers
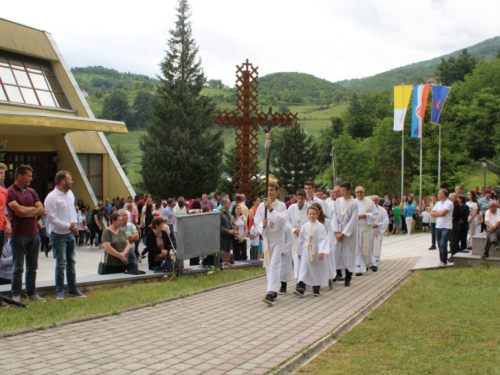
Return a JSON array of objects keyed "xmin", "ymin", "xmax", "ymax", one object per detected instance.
[
  {"xmin": 105, "ymin": 265, "xmax": 127, "ymax": 274},
  {"xmin": 450, "ymin": 224, "xmax": 460, "ymax": 256},
  {"xmin": 459, "ymin": 223, "xmax": 469, "ymax": 250},
  {"xmin": 168, "ymin": 224, "xmax": 176, "ymax": 249},
  {"xmin": 11, "ymin": 234, "xmax": 40, "ymax": 297},
  {"xmin": 430, "ymin": 223, "xmax": 437, "ymax": 247},
  {"xmin": 232, "ymin": 239, "xmax": 247, "ymax": 261},
  {"xmin": 90, "ymin": 225, "xmax": 102, "ymax": 246},
  {"xmin": 40, "ymin": 235, "xmax": 50, "ymax": 252},
  {"xmin": 78, "ymin": 230, "xmax": 86, "ymax": 246}
]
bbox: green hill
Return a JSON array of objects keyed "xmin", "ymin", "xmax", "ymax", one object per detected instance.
[{"xmin": 336, "ymin": 36, "xmax": 500, "ymax": 92}]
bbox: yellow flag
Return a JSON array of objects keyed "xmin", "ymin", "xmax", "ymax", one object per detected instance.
[{"xmin": 393, "ymin": 85, "xmax": 413, "ymax": 131}]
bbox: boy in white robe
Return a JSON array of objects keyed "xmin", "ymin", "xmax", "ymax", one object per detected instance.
[
  {"xmin": 293, "ymin": 205, "xmax": 330, "ymax": 297},
  {"xmin": 279, "ymin": 221, "xmax": 295, "ymax": 294},
  {"xmin": 286, "ymin": 189, "xmax": 308, "ymax": 279},
  {"xmin": 354, "ymin": 186, "xmax": 378, "ymax": 275},
  {"xmin": 255, "ymin": 182, "xmax": 287, "ymax": 306},
  {"xmin": 369, "ymin": 195, "xmax": 389, "ymax": 272},
  {"xmin": 332, "ymin": 182, "xmax": 358, "ymax": 286}
]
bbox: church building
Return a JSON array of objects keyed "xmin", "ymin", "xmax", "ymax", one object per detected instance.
[{"xmin": 0, "ymin": 18, "xmax": 134, "ymax": 204}]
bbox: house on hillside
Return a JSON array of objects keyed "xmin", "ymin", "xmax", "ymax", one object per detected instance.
[
  {"xmin": 0, "ymin": 18, "xmax": 134, "ymax": 203},
  {"xmin": 426, "ymin": 77, "xmax": 438, "ymax": 85}
]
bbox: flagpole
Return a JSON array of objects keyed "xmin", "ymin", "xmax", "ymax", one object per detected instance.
[
  {"xmin": 419, "ymin": 135, "xmax": 423, "ymax": 204},
  {"xmin": 438, "ymin": 124, "xmax": 441, "ymax": 188},
  {"xmin": 401, "ymin": 124, "xmax": 404, "ymax": 202}
]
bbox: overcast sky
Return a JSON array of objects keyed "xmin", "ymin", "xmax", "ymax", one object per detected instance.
[{"xmin": 4, "ymin": 0, "xmax": 499, "ymax": 86}]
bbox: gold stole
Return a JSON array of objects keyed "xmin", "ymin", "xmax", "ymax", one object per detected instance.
[
  {"xmin": 362, "ymin": 198, "xmax": 372, "ymax": 257},
  {"xmin": 263, "ymin": 200, "xmax": 279, "ymax": 268},
  {"xmin": 306, "ymin": 221, "xmax": 318, "ymax": 263},
  {"xmin": 335, "ymin": 197, "xmax": 354, "ymax": 244},
  {"xmin": 293, "ymin": 204, "xmax": 307, "ymax": 254}
]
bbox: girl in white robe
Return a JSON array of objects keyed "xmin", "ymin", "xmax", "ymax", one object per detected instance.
[
  {"xmin": 310, "ymin": 202, "xmax": 336, "ymax": 288},
  {"xmin": 294, "ymin": 206, "xmax": 330, "ymax": 297}
]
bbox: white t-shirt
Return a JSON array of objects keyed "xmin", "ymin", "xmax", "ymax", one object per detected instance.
[
  {"xmin": 466, "ymin": 201, "xmax": 478, "ymax": 216},
  {"xmin": 433, "ymin": 199, "xmax": 454, "ymax": 229},
  {"xmin": 77, "ymin": 215, "xmax": 86, "ymax": 231},
  {"xmin": 485, "ymin": 208, "xmax": 500, "ymax": 228},
  {"xmin": 249, "ymin": 225, "xmax": 260, "ymax": 246},
  {"xmin": 421, "ymin": 211, "xmax": 430, "ymax": 224},
  {"xmin": 174, "ymin": 209, "xmax": 187, "ymax": 233}
]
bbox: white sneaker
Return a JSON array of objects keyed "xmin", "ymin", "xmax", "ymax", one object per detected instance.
[
  {"xmin": 27, "ymin": 294, "xmax": 47, "ymax": 302},
  {"xmin": 12, "ymin": 295, "xmax": 21, "ymax": 303},
  {"xmin": 438, "ymin": 262, "xmax": 446, "ymax": 267}
]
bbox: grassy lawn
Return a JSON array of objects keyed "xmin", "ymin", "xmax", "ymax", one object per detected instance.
[
  {"xmin": 0, "ymin": 267, "xmax": 265, "ymax": 335},
  {"xmin": 298, "ymin": 266, "xmax": 500, "ymax": 375}
]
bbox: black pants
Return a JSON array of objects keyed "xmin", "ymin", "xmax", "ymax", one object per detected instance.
[
  {"xmin": 232, "ymin": 239, "xmax": 247, "ymax": 261},
  {"xmin": 459, "ymin": 223, "xmax": 469, "ymax": 250},
  {"xmin": 0, "ymin": 276, "xmax": 10, "ymax": 285},
  {"xmin": 105, "ymin": 265, "xmax": 127, "ymax": 274},
  {"xmin": 40, "ymin": 235, "xmax": 50, "ymax": 252},
  {"xmin": 90, "ymin": 224, "xmax": 102, "ymax": 246},
  {"xmin": 449, "ymin": 224, "xmax": 460, "ymax": 256}
]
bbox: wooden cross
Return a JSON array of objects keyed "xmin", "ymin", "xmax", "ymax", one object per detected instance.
[{"xmin": 214, "ymin": 59, "xmax": 298, "ymax": 198}]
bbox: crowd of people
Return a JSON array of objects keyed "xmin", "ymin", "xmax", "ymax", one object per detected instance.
[{"xmin": 0, "ymin": 162, "xmax": 498, "ymax": 308}]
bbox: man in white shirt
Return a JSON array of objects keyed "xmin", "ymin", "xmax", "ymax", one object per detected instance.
[
  {"xmin": 430, "ymin": 188, "xmax": 454, "ymax": 267},
  {"xmin": 481, "ymin": 201, "xmax": 500, "ymax": 259},
  {"xmin": 44, "ymin": 171, "xmax": 86, "ymax": 300}
]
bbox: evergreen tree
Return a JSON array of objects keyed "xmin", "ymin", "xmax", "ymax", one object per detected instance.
[
  {"xmin": 140, "ymin": 0, "xmax": 223, "ymax": 198},
  {"xmin": 436, "ymin": 49, "xmax": 477, "ymax": 86},
  {"xmin": 272, "ymin": 122, "xmax": 319, "ymax": 194},
  {"xmin": 100, "ymin": 90, "xmax": 129, "ymax": 121}
]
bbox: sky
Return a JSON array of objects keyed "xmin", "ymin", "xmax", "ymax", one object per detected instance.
[{"xmin": 3, "ymin": 0, "xmax": 500, "ymax": 86}]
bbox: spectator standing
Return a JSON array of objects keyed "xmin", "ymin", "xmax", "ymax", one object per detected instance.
[
  {"xmin": 103, "ymin": 198, "xmax": 113, "ymax": 226},
  {"xmin": 200, "ymin": 194, "xmax": 214, "ymax": 211},
  {"xmin": 428, "ymin": 194, "xmax": 438, "ymax": 249},
  {"xmin": 115, "ymin": 196, "xmax": 125, "ymax": 210},
  {"xmin": 448, "ymin": 193, "xmax": 461, "ymax": 261},
  {"xmin": 430, "ymin": 189, "xmax": 453, "ymax": 267},
  {"xmin": 421, "ymin": 209, "xmax": 430, "ymax": 232},
  {"xmin": 391, "ymin": 198, "xmax": 402, "ymax": 235},
  {"xmin": 0, "ymin": 239, "xmax": 13, "ymax": 286},
  {"xmin": 101, "ymin": 213, "xmax": 130, "ymax": 274},
  {"xmin": 249, "ymin": 222, "xmax": 260, "ymax": 260},
  {"xmin": 7, "ymin": 165, "xmax": 46, "ymax": 302},
  {"xmin": 0, "ymin": 163, "xmax": 11, "ymax": 253},
  {"xmin": 37, "ymin": 213, "xmax": 51, "ymax": 257},
  {"xmin": 232, "ymin": 204, "xmax": 248, "ymax": 261},
  {"xmin": 285, "ymin": 194, "xmax": 297, "ymax": 209},
  {"xmin": 457, "ymin": 194, "xmax": 470, "ymax": 252},
  {"xmin": 220, "ymin": 198, "xmax": 237, "ymax": 254},
  {"xmin": 142, "ymin": 217, "xmax": 173, "ymax": 270},
  {"xmin": 118, "ymin": 209, "xmax": 140, "ymax": 272},
  {"xmin": 45, "ymin": 171, "xmax": 86, "ymax": 299},
  {"xmin": 174, "ymin": 201, "xmax": 187, "ymax": 237},
  {"xmin": 481, "ymin": 201, "xmax": 500, "ymax": 259},
  {"xmin": 77, "ymin": 208, "xmax": 89, "ymax": 246},
  {"xmin": 248, "ymin": 196, "xmax": 260, "ymax": 233},
  {"xmin": 466, "ymin": 191, "xmax": 479, "ymax": 249},
  {"xmin": 163, "ymin": 199, "xmax": 177, "ymax": 249},
  {"xmin": 478, "ymin": 190, "xmax": 493, "ymax": 232},
  {"xmin": 89, "ymin": 201, "xmax": 104, "ymax": 250}
]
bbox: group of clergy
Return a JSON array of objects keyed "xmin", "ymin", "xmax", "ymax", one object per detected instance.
[{"xmin": 255, "ymin": 180, "xmax": 389, "ymax": 305}]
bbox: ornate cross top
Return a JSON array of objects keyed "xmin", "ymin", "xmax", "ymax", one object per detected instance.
[{"xmin": 214, "ymin": 59, "xmax": 298, "ymax": 198}]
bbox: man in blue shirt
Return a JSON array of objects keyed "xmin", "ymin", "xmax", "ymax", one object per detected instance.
[
  {"xmin": 163, "ymin": 199, "xmax": 177, "ymax": 249},
  {"xmin": 103, "ymin": 198, "xmax": 113, "ymax": 226}
]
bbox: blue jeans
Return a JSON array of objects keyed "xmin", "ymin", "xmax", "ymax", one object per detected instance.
[
  {"xmin": 436, "ymin": 228, "xmax": 451, "ymax": 264},
  {"xmin": 11, "ymin": 234, "xmax": 40, "ymax": 297},
  {"xmin": 430, "ymin": 223, "xmax": 437, "ymax": 247},
  {"xmin": 50, "ymin": 232, "xmax": 78, "ymax": 294},
  {"xmin": 168, "ymin": 224, "xmax": 177, "ymax": 249}
]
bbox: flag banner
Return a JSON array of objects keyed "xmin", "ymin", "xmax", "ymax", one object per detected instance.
[
  {"xmin": 431, "ymin": 85, "xmax": 451, "ymax": 125},
  {"xmin": 411, "ymin": 85, "xmax": 430, "ymax": 138},
  {"xmin": 393, "ymin": 85, "xmax": 413, "ymax": 131}
]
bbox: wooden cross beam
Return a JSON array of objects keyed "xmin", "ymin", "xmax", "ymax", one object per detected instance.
[{"xmin": 214, "ymin": 59, "xmax": 298, "ymax": 198}]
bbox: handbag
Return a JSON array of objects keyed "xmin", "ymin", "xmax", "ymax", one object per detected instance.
[
  {"xmin": 220, "ymin": 250, "xmax": 235, "ymax": 264},
  {"xmin": 98, "ymin": 250, "xmax": 108, "ymax": 275}
]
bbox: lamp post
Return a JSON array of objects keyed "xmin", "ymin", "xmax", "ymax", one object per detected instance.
[{"xmin": 480, "ymin": 159, "xmax": 487, "ymax": 191}]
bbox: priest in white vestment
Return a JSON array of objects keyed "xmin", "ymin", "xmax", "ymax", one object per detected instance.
[
  {"xmin": 354, "ymin": 186, "xmax": 378, "ymax": 275},
  {"xmin": 332, "ymin": 182, "xmax": 358, "ymax": 286},
  {"xmin": 369, "ymin": 195, "xmax": 389, "ymax": 272}
]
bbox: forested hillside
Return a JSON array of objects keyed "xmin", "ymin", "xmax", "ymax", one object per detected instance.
[{"xmin": 336, "ymin": 36, "xmax": 500, "ymax": 92}]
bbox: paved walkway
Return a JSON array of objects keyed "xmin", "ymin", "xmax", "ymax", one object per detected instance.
[
  {"xmin": 1, "ymin": 257, "xmax": 418, "ymax": 375},
  {"xmin": 0, "ymin": 233, "xmax": 440, "ymax": 375}
]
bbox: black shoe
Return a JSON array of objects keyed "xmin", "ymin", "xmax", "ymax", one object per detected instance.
[
  {"xmin": 345, "ymin": 279, "xmax": 351, "ymax": 286},
  {"xmin": 279, "ymin": 282, "xmax": 287, "ymax": 294},
  {"xmin": 481, "ymin": 253, "xmax": 489, "ymax": 259},
  {"xmin": 293, "ymin": 288, "xmax": 305, "ymax": 297},
  {"xmin": 448, "ymin": 258, "xmax": 454, "ymax": 263},
  {"xmin": 428, "ymin": 246, "xmax": 437, "ymax": 250},
  {"xmin": 313, "ymin": 288, "xmax": 320, "ymax": 296},
  {"xmin": 262, "ymin": 293, "xmax": 274, "ymax": 305},
  {"xmin": 272, "ymin": 292, "xmax": 278, "ymax": 299},
  {"xmin": 355, "ymin": 273, "xmax": 362, "ymax": 276},
  {"xmin": 370, "ymin": 266, "xmax": 378, "ymax": 272}
]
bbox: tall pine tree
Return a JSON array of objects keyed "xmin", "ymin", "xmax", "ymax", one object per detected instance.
[
  {"xmin": 140, "ymin": 0, "xmax": 223, "ymax": 198},
  {"xmin": 272, "ymin": 122, "xmax": 319, "ymax": 194}
]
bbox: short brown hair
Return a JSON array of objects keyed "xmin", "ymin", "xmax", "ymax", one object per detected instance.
[
  {"xmin": 296, "ymin": 189, "xmax": 306, "ymax": 197},
  {"xmin": 152, "ymin": 216, "xmax": 165, "ymax": 229},
  {"xmin": 304, "ymin": 180, "xmax": 315, "ymax": 188},
  {"xmin": 55, "ymin": 170, "xmax": 70, "ymax": 185},
  {"xmin": 339, "ymin": 181, "xmax": 352, "ymax": 190},
  {"xmin": 268, "ymin": 181, "xmax": 280, "ymax": 191},
  {"xmin": 14, "ymin": 165, "xmax": 33, "ymax": 179}
]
